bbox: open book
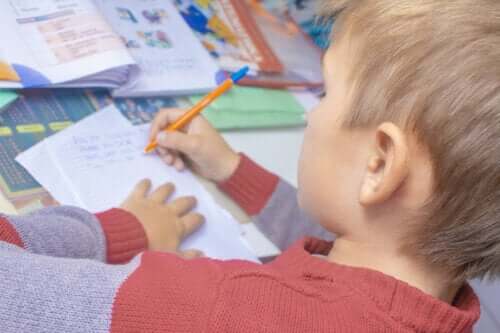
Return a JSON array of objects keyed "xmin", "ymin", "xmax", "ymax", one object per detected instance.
[
  {"xmin": 175, "ymin": 0, "xmax": 323, "ymax": 89},
  {"xmin": 0, "ymin": 0, "xmax": 220, "ymax": 96}
]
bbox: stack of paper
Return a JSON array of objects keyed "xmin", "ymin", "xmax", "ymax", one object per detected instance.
[{"xmin": 16, "ymin": 106, "xmax": 258, "ymax": 261}]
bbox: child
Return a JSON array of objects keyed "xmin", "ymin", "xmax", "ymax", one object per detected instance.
[{"xmin": 1, "ymin": 0, "xmax": 499, "ymax": 331}]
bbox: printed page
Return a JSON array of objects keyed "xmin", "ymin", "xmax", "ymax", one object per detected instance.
[
  {"xmin": 94, "ymin": 0, "xmax": 220, "ymax": 96},
  {"xmin": 17, "ymin": 106, "xmax": 258, "ymax": 261},
  {"xmin": 174, "ymin": 0, "xmax": 283, "ymax": 74},
  {"xmin": 0, "ymin": 0, "xmax": 137, "ymax": 88}
]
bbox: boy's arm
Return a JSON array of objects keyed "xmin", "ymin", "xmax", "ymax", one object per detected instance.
[
  {"xmin": 219, "ymin": 154, "xmax": 334, "ymax": 251},
  {"xmin": 0, "ymin": 241, "xmax": 225, "ymax": 333},
  {"xmin": 0, "ymin": 206, "xmax": 147, "ymax": 264}
]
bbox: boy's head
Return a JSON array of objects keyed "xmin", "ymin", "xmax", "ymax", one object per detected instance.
[{"xmin": 298, "ymin": 0, "xmax": 500, "ymax": 281}]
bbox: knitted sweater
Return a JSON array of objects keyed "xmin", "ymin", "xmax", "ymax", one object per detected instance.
[{"xmin": 0, "ymin": 155, "xmax": 480, "ymax": 333}]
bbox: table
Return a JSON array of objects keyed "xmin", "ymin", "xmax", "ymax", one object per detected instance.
[
  {"xmin": 199, "ymin": 127, "xmax": 305, "ymax": 258},
  {"xmin": 201, "ymin": 91, "xmax": 316, "ymax": 258}
]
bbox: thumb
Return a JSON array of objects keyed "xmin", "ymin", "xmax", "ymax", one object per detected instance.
[{"xmin": 156, "ymin": 131, "xmax": 200, "ymax": 156}]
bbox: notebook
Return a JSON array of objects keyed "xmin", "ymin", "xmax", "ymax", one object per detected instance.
[
  {"xmin": 189, "ymin": 86, "xmax": 306, "ymax": 129},
  {"xmin": 0, "ymin": 0, "xmax": 219, "ymax": 96},
  {"xmin": 0, "ymin": 91, "xmax": 18, "ymax": 111},
  {"xmin": 16, "ymin": 105, "xmax": 258, "ymax": 261}
]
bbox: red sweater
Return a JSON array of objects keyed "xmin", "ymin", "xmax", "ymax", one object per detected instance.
[
  {"xmin": 110, "ymin": 237, "xmax": 479, "ymax": 333},
  {"xmin": 112, "ymin": 156, "xmax": 480, "ymax": 332},
  {"xmin": 0, "ymin": 155, "xmax": 480, "ymax": 332}
]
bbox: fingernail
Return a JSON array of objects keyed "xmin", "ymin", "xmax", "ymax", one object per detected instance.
[{"xmin": 157, "ymin": 132, "xmax": 167, "ymax": 143}]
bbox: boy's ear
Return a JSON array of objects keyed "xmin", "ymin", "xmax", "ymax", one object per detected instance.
[{"xmin": 359, "ymin": 122, "xmax": 409, "ymax": 206}]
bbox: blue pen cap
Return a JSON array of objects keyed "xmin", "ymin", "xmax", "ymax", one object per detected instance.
[{"xmin": 230, "ymin": 66, "xmax": 250, "ymax": 83}]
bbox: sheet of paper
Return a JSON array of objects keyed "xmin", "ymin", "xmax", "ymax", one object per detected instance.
[
  {"xmin": 0, "ymin": 0, "xmax": 137, "ymax": 88},
  {"xmin": 17, "ymin": 107, "xmax": 132, "ymax": 206},
  {"xmin": 94, "ymin": 0, "xmax": 219, "ymax": 96},
  {"xmin": 17, "ymin": 106, "xmax": 257, "ymax": 261}
]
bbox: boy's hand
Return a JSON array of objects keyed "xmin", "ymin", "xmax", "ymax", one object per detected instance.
[
  {"xmin": 120, "ymin": 179, "xmax": 204, "ymax": 256},
  {"xmin": 150, "ymin": 108, "xmax": 240, "ymax": 182}
]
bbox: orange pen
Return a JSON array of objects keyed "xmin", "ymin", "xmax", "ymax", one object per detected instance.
[{"xmin": 144, "ymin": 66, "xmax": 249, "ymax": 153}]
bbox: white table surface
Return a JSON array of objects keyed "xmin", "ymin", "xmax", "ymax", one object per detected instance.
[
  {"xmin": 202, "ymin": 91, "xmax": 316, "ymax": 258},
  {"xmin": 199, "ymin": 126, "xmax": 305, "ymax": 258}
]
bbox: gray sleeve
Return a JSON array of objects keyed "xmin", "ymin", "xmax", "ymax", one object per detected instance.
[
  {"xmin": 2, "ymin": 206, "xmax": 107, "ymax": 262},
  {"xmin": 253, "ymin": 179, "xmax": 334, "ymax": 251},
  {"xmin": 0, "ymin": 242, "xmax": 139, "ymax": 333}
]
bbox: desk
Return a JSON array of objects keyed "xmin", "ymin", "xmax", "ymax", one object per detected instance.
[
  {"xmin": 202, "ymin": 91, "xmax": 316, "ymax": 258},
  {"xmin": 200, "ymin": 127, "xmax": 305, "ymax": 258},
  {"xmin": 0, "ymin": 91, "xmax": 315, "ymax": 257}
]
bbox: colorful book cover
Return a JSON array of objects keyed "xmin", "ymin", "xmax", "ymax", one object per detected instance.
[
  {"xmin": 175, "ymin": 0, "xmax": 283, "ymax": 74},
  {"xmin": 0, "ymin": 91, "xmax": 19, "ymax": 111}
]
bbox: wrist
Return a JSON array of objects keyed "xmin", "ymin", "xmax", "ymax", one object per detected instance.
[
  {"xmin": 95, "ymin": 208, "xmax": 148, "ymax": 264},
  {"xmin": 214, "ymin": 151, "xmax": 241, "ymax": 182},
  {"xmin": 217, "ymin": 154, "xmax": 279, "ymax": 215}
]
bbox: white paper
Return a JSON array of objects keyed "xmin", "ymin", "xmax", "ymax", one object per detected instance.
[
  {"xmin": 17, "ymin": 107, "xmax": 132, "ymax": 206},
  {"xmin": 94, "ymin": 0, "xmax": 220, "ymax": 96},
  {"xmin": 17, "ymin": 106, "xmax": 258, "ymax": 261},
  {"xmin": 0, "ymin": 0, "xmax": 137, "ymax": 88}
]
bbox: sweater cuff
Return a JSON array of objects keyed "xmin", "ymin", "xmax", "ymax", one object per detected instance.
[
  {"xmin": 95, "ymin": 208, "xmax": 148, "ymax": 264},
  {"xmin": 0, "ymin": 217, "xmax": 24, "ymax": 248},
  {"xmin": 218, "ymin": 153, "xmax": 279, "ymax": 215}
]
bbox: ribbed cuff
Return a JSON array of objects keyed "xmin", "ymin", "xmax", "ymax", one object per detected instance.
[
  {"xmin": 0, "ymin": 217, "xmax": 24, "ymax": 248},
  {"xmin": 218, "ymin": 153, "xmax": 279, "ymax": 215},
  {"xmin": 95, "ymin": 209, "xmax": 148, "ymax": 264}
]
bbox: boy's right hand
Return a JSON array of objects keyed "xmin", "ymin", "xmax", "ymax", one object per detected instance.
[{"xmin": 150, "ymin": 108, "xmax": 240, "ymax": 182}]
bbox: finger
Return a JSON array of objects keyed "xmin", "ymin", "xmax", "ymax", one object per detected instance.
[
  {"xmin": 170, "ymin": 196, "xmax": 197, "ymax": 215},
  {"xmin": 174, "ymin": 157, "xmax": 185, "ymax": 171},
  {"xmin": 180, "ymin": 213, "xmax": 205, "ymax": 238},
  {"xmin": 156, "ymin": 131, "xmax": 201, "ymax": 157},
  {"xmin": 179, "ymin": 249, "xmax": 204, "ymax": 259},
  {"xmin": 157, "ymin": 147, "xmax": 168, "ymax": 157},
  {"xmin": 149, "ymin": 182, "xmax": 175, "ymax": 203},
  {"xmin": 162, "ymin": 154, "xmax": 174, "ymax": 165},
  {"xmin": 150, "ymin": 108, "xmax": 185, "ymax": 140},
  {"xmin": 132, "ymin": 179, "xmax": 151, "ymax": 199}
]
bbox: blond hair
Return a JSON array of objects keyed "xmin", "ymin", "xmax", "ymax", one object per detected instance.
[{"xmin": 321, "ymin": 0, "xmax": 500, "ymax": 281}]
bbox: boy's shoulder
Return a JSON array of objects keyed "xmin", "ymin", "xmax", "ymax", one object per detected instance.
[
  {"xmin": 206, "ymin": 238, "xmax": 413, "ymax": 332},
  {"xmin": 212, "ymin": 238, "xmax": 480, "ymax": 333}
]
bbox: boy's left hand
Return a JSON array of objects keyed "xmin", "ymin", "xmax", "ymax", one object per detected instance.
[{"xmin": 120, "ymin": 179, "xmax": 205, "ymax": 257}]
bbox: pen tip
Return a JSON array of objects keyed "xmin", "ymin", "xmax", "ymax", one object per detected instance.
[
  {"xmin": 231, "ymin": 66, "xmax": 250, "ymax": 83},
  {"xmin": 144, "ymin": 145, "xmax": 155, "ymax": 154}
]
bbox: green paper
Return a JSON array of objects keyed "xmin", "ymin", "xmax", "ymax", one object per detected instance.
[
  {"xmin": 189, "ymin": 86, "xmax": 306, "ymax": 130},
  {"xmin": 0, "ymin": 91, "xmax": 18, "ymax": 111}
]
